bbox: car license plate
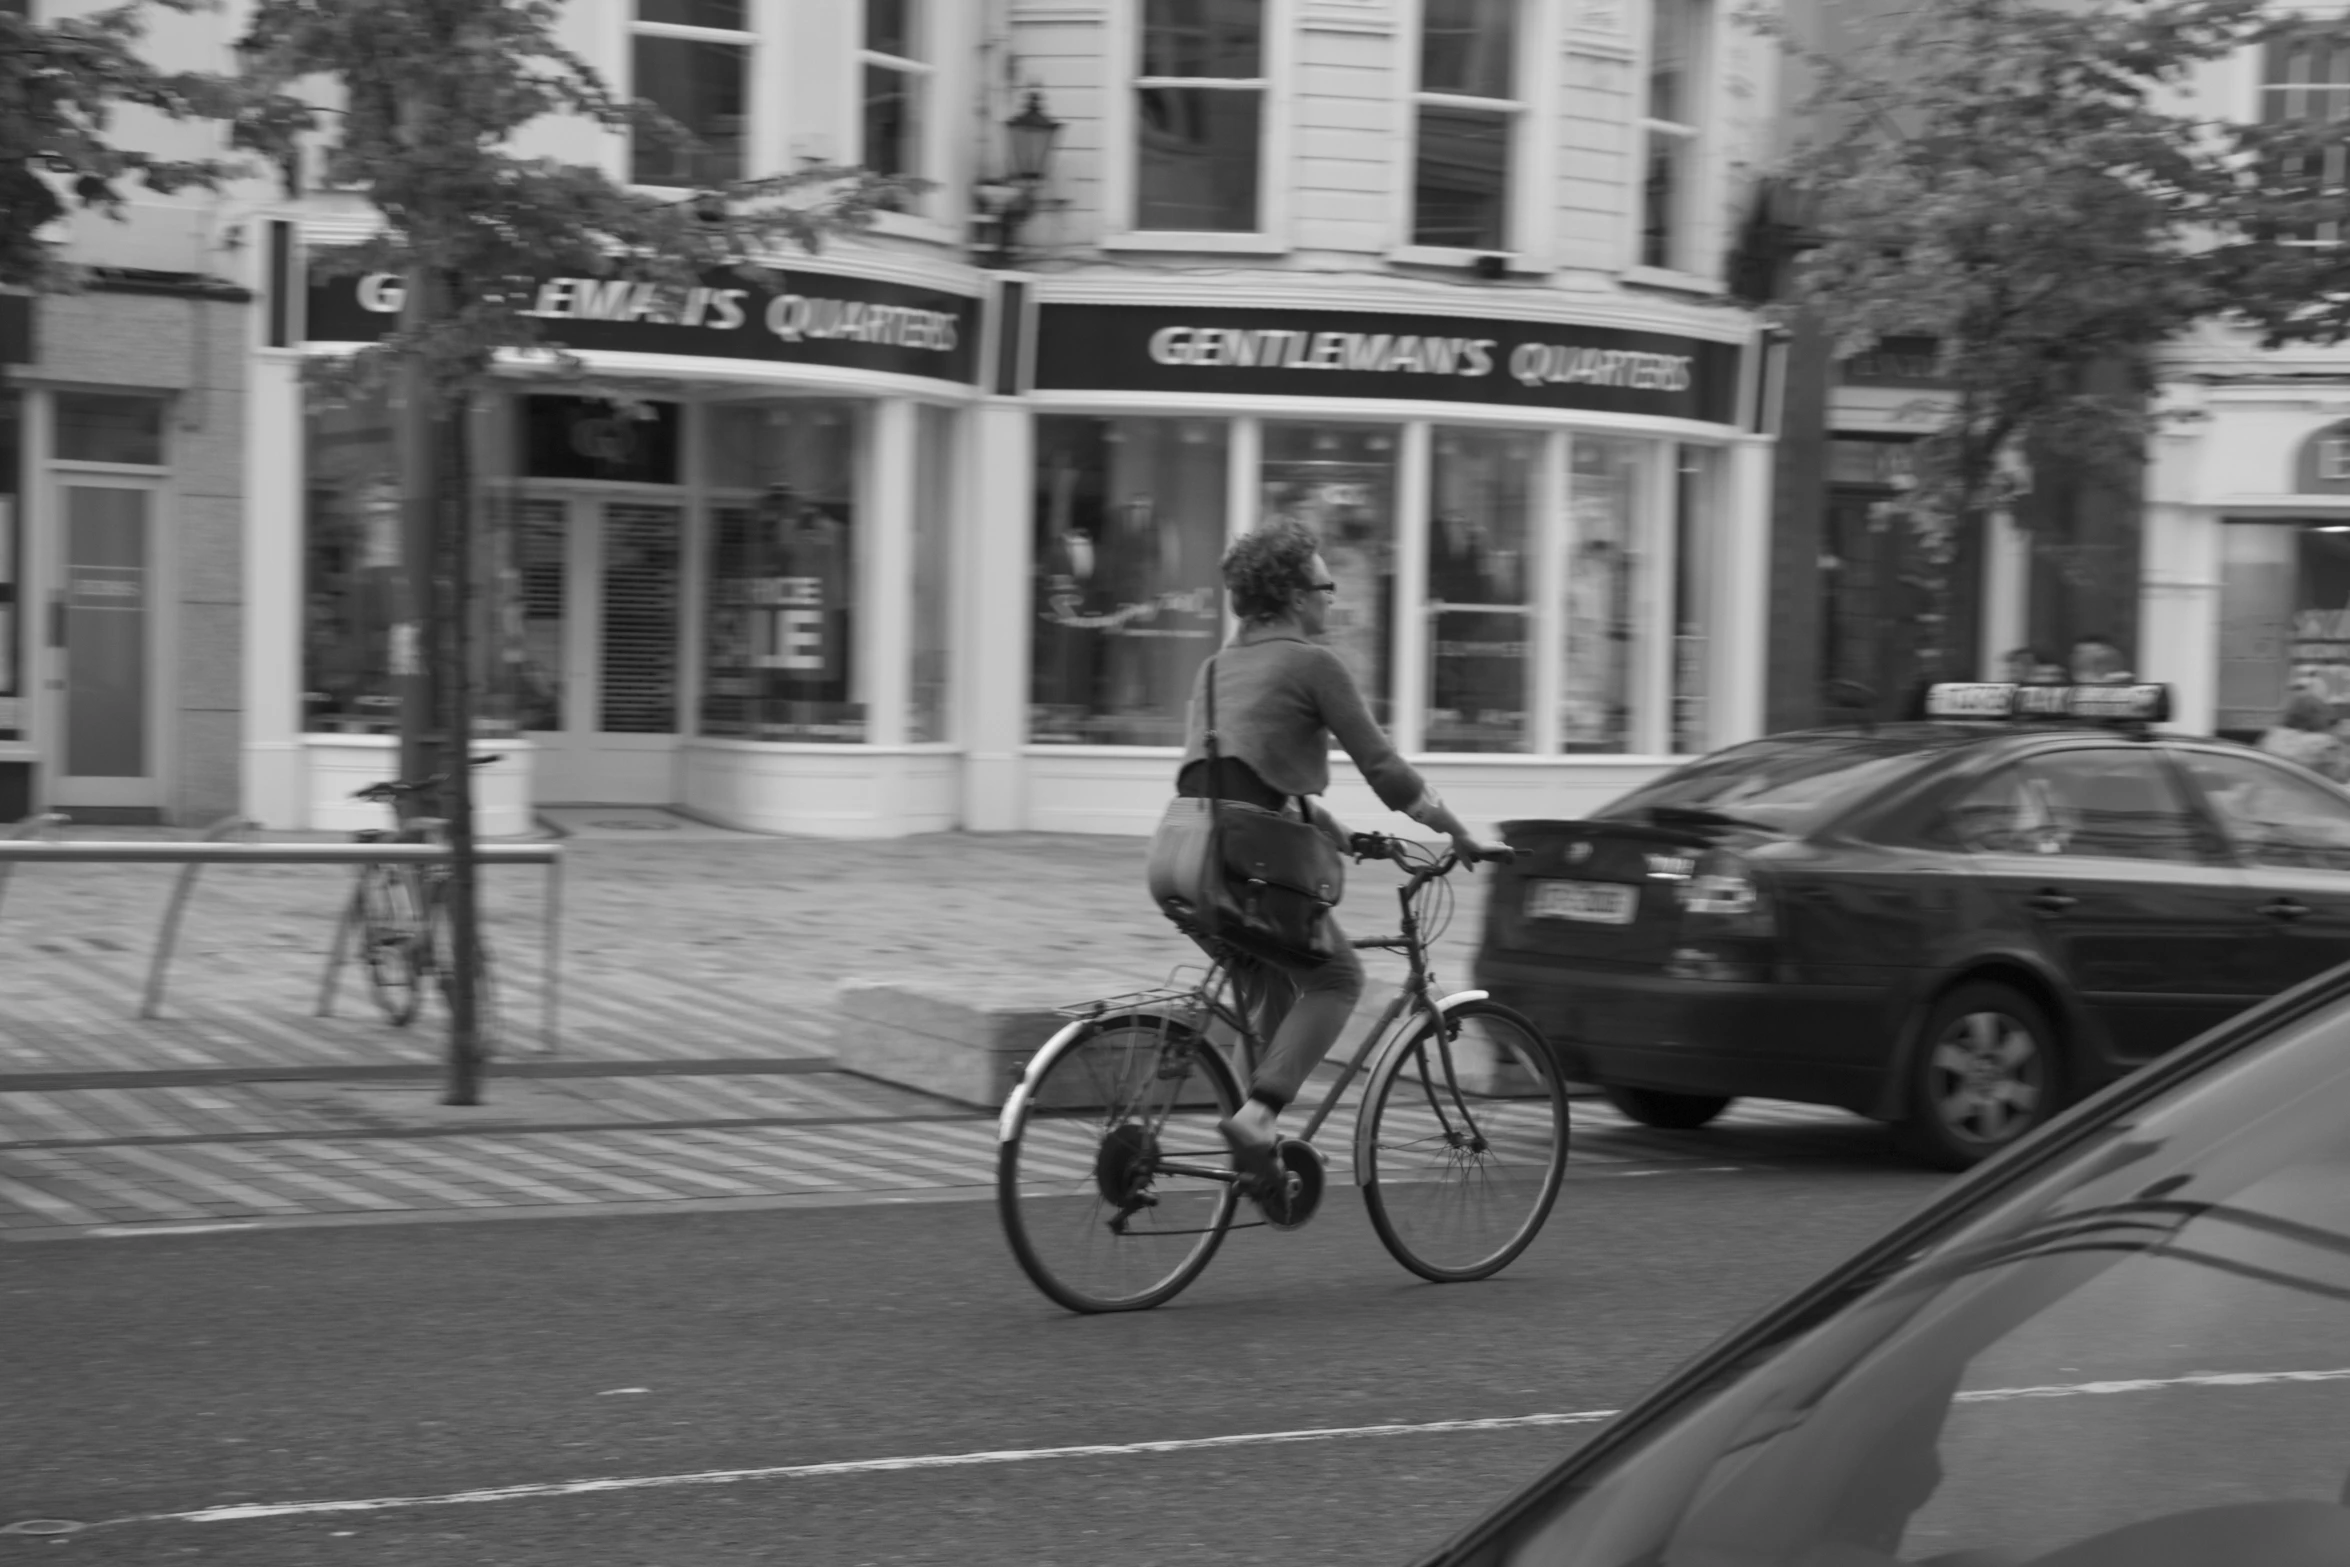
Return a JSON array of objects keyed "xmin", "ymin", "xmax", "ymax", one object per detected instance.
[{"xmin": 1527, "ymin": 879, "xmax": 1638, "ymax": 925}]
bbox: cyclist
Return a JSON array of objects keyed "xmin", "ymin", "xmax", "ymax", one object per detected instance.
[{"xmin": 1151, "ymin": 518, "xmax": 1505, "ymax": 1193}]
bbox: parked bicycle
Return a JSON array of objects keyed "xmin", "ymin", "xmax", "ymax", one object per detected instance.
[
  {"xmin": 341, "ymin": 757, "xmax": 502, "ymax": 1051},
  {"xmin": 996, "ymin": 833, "xmax": 1569, "ymax": 1313}
]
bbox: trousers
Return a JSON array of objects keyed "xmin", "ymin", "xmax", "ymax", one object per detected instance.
[{"xmin": 1197, "ymin": 912, "xmax": 1366, "ymax": 1111}]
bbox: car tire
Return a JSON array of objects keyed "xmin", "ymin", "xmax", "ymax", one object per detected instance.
[
  {"xmin": 1600, "ymin": 1085, "xmax": 1734, "ymax": 1130},
  {"xmin": 1892, "ymin": 982, "xmax": 2062, "ymax": 1171}
]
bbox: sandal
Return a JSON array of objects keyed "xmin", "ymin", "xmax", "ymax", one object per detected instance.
[{"xmin": 1218, "ymin": 1116, "xmax": 1281, "ymax": 1198}]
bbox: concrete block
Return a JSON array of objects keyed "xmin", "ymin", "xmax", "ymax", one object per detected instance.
[{"xmin": 834, "ymin": 971, "xmax": 1170, "ymax": 1109}]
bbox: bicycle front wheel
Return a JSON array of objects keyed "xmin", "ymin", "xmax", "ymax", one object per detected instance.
[
  {"xmin": 357, "ymin": 867, "xmax": 424, "ymax": 1027},
  {"xmin": 1361, "ymin": 999, "xmax": 1568, "ymax": 1283},
  {"xmin": 997, "ymin": 1011, "xmax": 1242, "ymax": 1313}
]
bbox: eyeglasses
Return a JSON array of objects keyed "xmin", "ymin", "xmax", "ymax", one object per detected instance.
[{"xmin": 1307, "ymin": 581, "xmax": 1338, "ymax": 596}]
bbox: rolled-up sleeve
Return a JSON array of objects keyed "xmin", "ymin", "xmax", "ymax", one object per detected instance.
[{"xmin": 1307, "ymin": 647, "xmax": 1428, "ymax": 815}]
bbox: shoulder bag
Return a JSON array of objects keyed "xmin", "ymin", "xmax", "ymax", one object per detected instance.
[{"xmin": 1145, "ymin": 652, "xmax": 1347, "ymax": 964}]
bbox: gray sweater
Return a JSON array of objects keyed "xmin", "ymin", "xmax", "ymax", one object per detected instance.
[{"xmin": 1178, "ymin": 624, "xmax": 1429, "ymax": 815}]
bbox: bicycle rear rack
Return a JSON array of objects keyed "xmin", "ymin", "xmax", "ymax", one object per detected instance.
[{"xmin": 1052, "ymin": 984, "xmax": 1204, "ymax": 1022}]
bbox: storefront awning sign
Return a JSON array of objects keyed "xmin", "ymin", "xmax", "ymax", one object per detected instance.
[
  {"xmin": 1030, "ymin": 303, "xmax": 1744, "ymax": 423},
  {"xmin": 305, "ymin": 266, "xmax": 982, "ymax": 386}
]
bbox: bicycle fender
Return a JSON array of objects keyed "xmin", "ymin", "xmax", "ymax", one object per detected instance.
[
  {"xmin": 994, "ymin": 1015, "xmax": 1105, "ymax": 1142},
  {"xmin": 1350, "ymin": 990, "xmax": 1493, "ymax": 1185}
]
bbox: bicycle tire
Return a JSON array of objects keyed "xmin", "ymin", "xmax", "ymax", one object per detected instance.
[
  {"xmin": 356, "ymin": 865, "xmax": 424, "ymax": 1027},
  {"xmin": 997, "ymin": 1010, "xmax": 1243, "ymax": 1313},
  {"xmin": 1360, "ymin": 999, "xmax": 1568, "ymax": 1283}
]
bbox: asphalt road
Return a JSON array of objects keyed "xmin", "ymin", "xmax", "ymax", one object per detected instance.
[{"xmin": 4, "ymin": 1157, "xmax": 1946, "ymax": 1567}]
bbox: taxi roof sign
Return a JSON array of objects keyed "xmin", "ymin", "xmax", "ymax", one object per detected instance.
[{"xmin": 1917, "ymin": 682, "xmax": 2172, "ymax": 723}]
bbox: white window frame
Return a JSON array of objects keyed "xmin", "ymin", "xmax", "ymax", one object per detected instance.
[
  {"xmin": 1388, "ymin": 0, "xmax": 1558, "ymax": 273},
  {"xmin": 1622, "ymin": 0, "xmax": 1721, "ymax": 291},
  {"xmin": 624, "ymin": 1, "xmax": 770, "ymax": 193},
  {"xmin": 856, "ymin": 0, "xmax": 961, "ymax": 244},
  {"xmin": 1101, "ymin": 0, "xmax": 1295, "ymax": 255}
]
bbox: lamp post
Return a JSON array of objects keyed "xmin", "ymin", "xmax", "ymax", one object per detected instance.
[{"xmin": 976, "ymin": 90, "xmax": 1063, "ymax": 268}]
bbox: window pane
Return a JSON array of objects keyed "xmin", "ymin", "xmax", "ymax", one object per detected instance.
[
  {"xmin": 62, "ymin": 486, "xmax": 149, "ymax": 777},
  {"xmin": 1263, "ymin": 423, "xmax": 1399, "ymax": 727},
  {"xmin": 1142, "ymin": 0, "xmax": 1262, "ymax": 79},
  {"xmin": 1031, "ymin": 417, "xmax": 1227, "ymax": 746},
  {"xmin": 1648, "ymin": 0, "xmax": 1698, "ymax": 124},
  {"xmin": 865, "ymin": 0, "xmax": 915, "ymax": 59},
  {"xmin": 2180, "ymin": 752, "xmax": 2350, "ymax": 871},
  {"xmin": 1419, "ymin": 0, "xmax": 1515, "ymax": 100},
  {"xmin": 1672, "ymin": 444, "xmax": 1719, "ymax": 754},
  {"xmin": 863, "ymin": 62, "xmax": 922, "ymax": 180},
  {"xmin": 702, "ymin": 401, "xmax": 866, "ymax": 742},
  {"xmin": 631, "ymin": 36, "xmax": 747, "ymax": 185},
  {"xmin": 1137, "ymin": 88, "xmax": 1261, "ymax": 231},
  {"xmin": 510, "ymin": 496, "xmax": 566, "ymax": 734},
  {"xmin": 304, "ymin": 392, "xmax": 402, "ymax": 735},
  {"xmin": 639, "ymin": 0, "xmax": 746, "ymax": 27},
  {"xmin": 1957, "ymin": 751, "xmax": 2214, "ymax": 863},
  {"xmin": 1641, "ymin": 129, "xmax": 1692, "ymax": 269},
  {"xmin": 0, "ymin": 391, "xmax": 19, "ymax": 738},
  {"xmin": 1426, "ymin": 428, "xmax": 1535, "ymax": 754},
  {"xmin": 910, "ymin": 404, "xmax": 955, "ymax": 743},
  {"xmin": 1563, "ymin": 439, "xmax": 1644, "ymax": 754},
  {"xmin": 1413, "ymin": 105, "xmax": 1509, "ymax": 249},
  {"xmin": 54, "ymin": 392, "xmax": 164, "ymax": 465},
  {"xmin": 600, "ymin": 503, "xmax": 682, "ymax": 734}
]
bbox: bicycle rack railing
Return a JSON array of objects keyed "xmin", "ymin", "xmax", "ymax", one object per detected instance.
[{"xmin": 0, "ymin": 828, "xmax": 565, "ymax": 1053}]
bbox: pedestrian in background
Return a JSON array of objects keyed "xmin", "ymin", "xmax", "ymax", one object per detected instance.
[
  {"xmin": 2259, "ymin": 689, "xmax": 2350, "ymax": 784},
  {"xmin": 2069, "ymin": 634, "xmax": 2133, "ymax": 686}
]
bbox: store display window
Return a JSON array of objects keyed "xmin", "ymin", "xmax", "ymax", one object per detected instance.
[
  {"xmin": 909, "ymin": 403, "xmax": 956, "ymax": 743},
  {"xmin": 1261, "ymin": 423, "xmax": 1397, "ymax": 725},
  {"xmin": 1031, "ymin": 416, "xmax": 1227, "ymax": 746},
  {"xmin": 1563, "ymin": 437, "xmax": 1643, "ymax": 753},
  {"xmin": 2216, "ymin": 520, "xmax": 2350, "ymax": 739},
  {"xmin": 1425, "ymin": 427, "xmax": 1535, "ymax": 753},
  {"xmin": 703, "ymin": 399, "xmax": 866, "ymax": 742},
  {"xmin": 1672, "ymin": 443, "xmax": 1721, "ymax": 753},
  {"xmin": 0, "ymin": 390, "xmax": 18, "ymax": 742}
]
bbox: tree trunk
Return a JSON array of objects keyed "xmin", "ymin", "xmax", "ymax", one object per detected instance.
[{"xmin": 441, "ymin": 385, "xmax": 485, "ymax": 1106}]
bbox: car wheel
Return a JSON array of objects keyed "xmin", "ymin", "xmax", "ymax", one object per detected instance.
[
  {"xmin": 1893, "ymin": 982, "xmax": 2061, "ymax": 1170},
  {"xmin": 1600, "ymin": 1085, "xmax": 1734, "ymax": 1130}
]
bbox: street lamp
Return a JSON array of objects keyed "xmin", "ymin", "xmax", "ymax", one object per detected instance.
[{"xmin": 974, "ymin": 90, "xmax": 1063, "ymax": 268}]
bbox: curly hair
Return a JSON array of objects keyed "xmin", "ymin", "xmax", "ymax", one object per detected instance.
[{"xmin": 1223, "ymin": 519, "xmax": 1322, "ymax": 623}]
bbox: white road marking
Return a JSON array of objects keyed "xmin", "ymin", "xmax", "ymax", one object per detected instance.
[
  {"xmin": 82, "ymin": 1222, "xmax": 258, "ymax": 1238},
  {"xmin": 102, "ymin": 1366, "xmax": 2350, "ymax": 1529}
]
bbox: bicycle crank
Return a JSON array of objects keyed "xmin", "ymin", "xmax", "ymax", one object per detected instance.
[{"xmin": 1259, "ymin": 1138, "xmax": 1327, "ymax": 1232}]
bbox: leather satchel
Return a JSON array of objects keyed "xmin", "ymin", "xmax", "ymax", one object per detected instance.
[{"xmin": 1145, "ymin": 653, "xmax": 1346, "ymax": 964}]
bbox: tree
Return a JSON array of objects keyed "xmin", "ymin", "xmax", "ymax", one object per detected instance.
[
  {"xmin": 236, "ymin": 0, "xmax": 906, "ymax": 1104},
  {"xmin": 1753, "ymin": 0, "xmax": 2301, "ymax": 682},
  {"xmin": 0, "ymin": 0, "xmax": 242, "ymax": 288}
]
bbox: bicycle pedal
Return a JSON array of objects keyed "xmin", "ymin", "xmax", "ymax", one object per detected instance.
[{"xmin": 1259, "ymin": 1138, "xmax": 1325, "ymax": 1232}]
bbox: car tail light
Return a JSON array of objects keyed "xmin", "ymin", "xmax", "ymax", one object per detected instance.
[{"xmin": 1667, "ymin": 850, "xmax": 1775, "ymax": 981}]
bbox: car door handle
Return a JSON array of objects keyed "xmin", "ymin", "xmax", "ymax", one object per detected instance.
[
  {"xmin": 2259, "ymin": 898, "xmax": 2312, "ymax": 921},
  {"xmin": 2025, "ymin": 890, "xmax": 2078, "ymax": 916}
]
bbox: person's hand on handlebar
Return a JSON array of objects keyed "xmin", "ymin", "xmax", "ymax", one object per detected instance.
[{"xmin": 1448, "ymin": 832, "xmax": 1515, "ymax": 870}]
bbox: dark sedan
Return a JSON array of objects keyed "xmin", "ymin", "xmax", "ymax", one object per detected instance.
[{"xmin": 1474, "ymin": 683, "xmax": 2350, "ymax": 1166}]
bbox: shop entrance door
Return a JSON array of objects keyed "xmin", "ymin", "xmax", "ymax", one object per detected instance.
[
  {"xmin": 47, "ymin": 480, "xmax": 164, "ymax": 813},
  {"xmin": 515, "ymin": 493, "xmax": 685, "ymax": 805}
]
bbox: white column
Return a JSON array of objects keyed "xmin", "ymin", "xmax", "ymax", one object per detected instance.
[
  {"xmin": 2140, "ymin": 498, "xmax": 2222, "ymax": 734},
  {"xmin": 864, "ymin": 397, "xmax": 915, "ymax": 749},
  {"xmin": 962, "ymin": 397, "xmax": 1032, "ymax": 830},
  {"xmin": 1715, "ymin": 435, "xmax": 1772, "ymax": 746},
  {"xmin": 1979, "ymin": 506, "xmax": 2029, "ymax": 681},
  {"xmin": 1393, "ymin": 420, "xmax": 1431, "ymax": 755},
  {"xmin": 241, "ymin": 350, "xmax": 308, "ymax": 828}
]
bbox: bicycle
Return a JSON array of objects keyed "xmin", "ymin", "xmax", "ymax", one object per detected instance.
[
  {"xmin": 341, "ymin": 759, "xmax": 503, "ymax": 1051},
  {"xmin": 996, "ymin": 833, "xmax": 1569, "ymax": 1313}
]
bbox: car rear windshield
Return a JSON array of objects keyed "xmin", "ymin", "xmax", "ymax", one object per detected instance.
[{"xmin": 1597, "ymin": 731, "xmax": 1979, "ymax": 831}]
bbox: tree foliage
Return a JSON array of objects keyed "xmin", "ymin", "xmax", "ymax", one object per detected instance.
[{"xmin": 0, "ymin": 0, "xmax": 242, "ymax": 289}]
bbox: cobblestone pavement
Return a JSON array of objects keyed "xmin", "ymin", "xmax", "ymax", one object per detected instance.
[{"xmin": 0, "ymin": 817, "xmax": 1882, "ymax": 1234}]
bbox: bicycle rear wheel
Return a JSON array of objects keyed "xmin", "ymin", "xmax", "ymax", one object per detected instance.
[
  {"xmin": 357, "ymin": 866, "xmax": 424, "ymax": 1027},
  {"xmin": 997, "ymin": 1011, "xmax": 1243, "ymax": 1313},
  {"xmin": 1360, "ymin": 999, "xmax": 1568, "ymax": 1283}
]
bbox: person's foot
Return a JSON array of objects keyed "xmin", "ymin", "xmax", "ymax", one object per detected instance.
[{"xmin": 1218, "ymin": 1114, "xmax": 1280, "ymax": 1198}]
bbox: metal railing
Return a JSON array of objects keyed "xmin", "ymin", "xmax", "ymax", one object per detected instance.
[{"xmin": 0, "ymin": 815, "xmax": 564, "ymax": 1050}]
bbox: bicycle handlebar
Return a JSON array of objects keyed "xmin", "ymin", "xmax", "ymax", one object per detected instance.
[
  {"xmin": 1346, "ymin": 832, "xmax": 1517, "ymax": 876},
  {"xmin": 349, "ymin": 754, "xmax": 507, "ymax": 802}
]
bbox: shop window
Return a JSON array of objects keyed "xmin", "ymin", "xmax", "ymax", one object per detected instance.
[
  {"xmin": 909, "ymin": 403, "xmax": 955, "ymax": 743},
  {"xmin": 0, "ymin": 389, "xmax": 18, "ymax": 742},
  {"xmin": 1412, "ymin": 0, "xmax": 1519, "ymax": 251},
  {"xmin": 1425, "ymin": 428, "xmax": 1535, "ymax": 753},
  {"xmin": 1031, "ymin": 416, "xmax": 1227, "ymax": 746},
  {"xmin": 861, "ymin": 0, "xmax": 930, "ymax": 208},
  {"xmin": 2219, "ymin": 520, "xmax": 2350, "ymax": 738},
  {"xmin": 54, "ymin": 392, "xmax": 164, "ymax": 466},
  {"xmin": 631, "ymin": 0, "xmax": 751, "ymax": 187},
  {"xmin": 1261, "ymin": 422, "xmax": 1398, "ymax": 726},
  {"xmin": 703, "ymin": 400, "xmax": 865, "ymax": 742},
  {"xmin": 1672, "ymin": 443, "xmax": 1721, "ymax": 753},
  {"xmin": 520, "ymin": 396, "xmax": 680, "ymax": 485},
  {"xmin": 1639, "ymin": 0, "xmax": 1706, "ymax": 271},
  {"xmin": 2261, "ymin": 29, "xmax": 2350, "ymax": 246},
  {"xmin": 1562, "ymin": 438, "xmax": 1643, "ymax": 753},
  {"xmin": 1135, "ymin": 0, "xmax": 1265, "ymax": 233}
]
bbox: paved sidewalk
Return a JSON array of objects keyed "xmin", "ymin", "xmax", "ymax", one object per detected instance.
[{"xmin": 0, "ymin": 816, "xmax": 1882, "ymax": 1234}]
